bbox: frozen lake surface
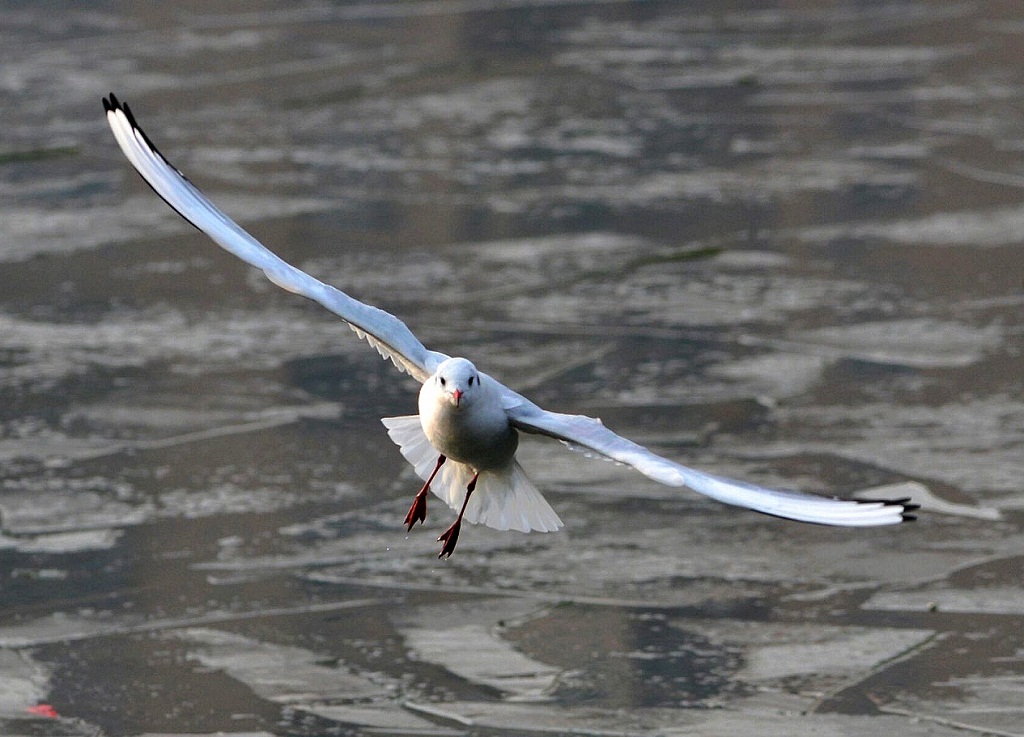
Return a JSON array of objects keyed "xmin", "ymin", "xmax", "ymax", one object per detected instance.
[{"xmin": 1, "ymin": 1, "xmax": 1023, "ymax": 735}]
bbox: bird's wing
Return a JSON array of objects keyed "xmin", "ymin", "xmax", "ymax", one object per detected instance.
[
  {"xmin": 504, "ymin": 391, "xmax": 916, "ymax": 526},
  {"xmin": 103, "ymin": 94, "xmax": 447, "ymax": 383}
]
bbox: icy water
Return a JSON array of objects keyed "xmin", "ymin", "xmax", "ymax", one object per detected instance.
[{"xmin": 1, "ymin": 1, "xmax": 1023, "ymax": 735}]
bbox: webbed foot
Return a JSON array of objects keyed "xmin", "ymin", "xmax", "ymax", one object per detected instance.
[
  {"xmin": 437, "ymin": 519, "xmax": 462, "ymax": 558},
  {"xmin": 404, "ymin": 489, "xmax": 428, "ymax": 531}
]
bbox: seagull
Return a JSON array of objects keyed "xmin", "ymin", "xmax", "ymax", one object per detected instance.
[{"xmin": 103, "ymin": 94, "xmax": 917, "ymax": 558}]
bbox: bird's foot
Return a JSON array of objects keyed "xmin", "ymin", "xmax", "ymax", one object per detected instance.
[
  {"xmin": 437, "ymin": 519, "xmax": 462, "ymax": 559},
  {"xmin": 404, "ymin": 489, "xmax": 428, "ymax": 531}
]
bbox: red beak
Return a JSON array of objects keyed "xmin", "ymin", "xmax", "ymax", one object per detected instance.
[{"xmin": 453, "ymin": 389, "xmax": 463, "ymax": 406}]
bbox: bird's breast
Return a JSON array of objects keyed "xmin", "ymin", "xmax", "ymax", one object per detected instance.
[{"xmin": 418, "ymin": 396, "xmax": 517, "ymax": 470}]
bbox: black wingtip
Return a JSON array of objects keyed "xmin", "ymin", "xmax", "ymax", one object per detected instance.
[
  {"xmin": 101, "ymin": 91, "xmax": 207, "ymax": 236},
  {"xmin": 102, "ymin": 93, "xmax": 167, "ymax": 168},
  {"xmin": 900, "ymin": 502, "xmax": 921, "ymax": 522},
  {"xmin": 102, "ymin": 92, "xmax": 120, "ymax": 113},
  {"xmin": 852, "ymin": 495, "xmax": 920, "ymax": 523},
  {"xmin": 893, "ymin": 498, "xmax": 920, "ymax": 521},
  {"xmin": 102, "ymin": 93, "xmax": 138, "ymax": 131}
]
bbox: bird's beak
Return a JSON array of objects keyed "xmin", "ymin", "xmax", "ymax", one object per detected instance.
[{"xmin": 452, "ymin": 389, "xmax": 463, "ymax": 406}]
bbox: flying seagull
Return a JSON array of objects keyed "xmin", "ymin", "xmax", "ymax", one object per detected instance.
[{"xmin": 103, "ymin": 94, "xmax": 916, "ymax": 558}]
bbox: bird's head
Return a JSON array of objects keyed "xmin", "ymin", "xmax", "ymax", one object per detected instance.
[{"xmin": 433, "ymin": 357, "xmax": 481, "ymax": 408}]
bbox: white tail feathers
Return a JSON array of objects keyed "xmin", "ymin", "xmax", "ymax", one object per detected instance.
[{"xmin": 382, "ymin": 415, "xmax": 563, "ymax": 533}]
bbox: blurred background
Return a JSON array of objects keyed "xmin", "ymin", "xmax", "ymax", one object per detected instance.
[{"xmin": 1, "ymin": 1, "xmax": 1022, "ymax": 735}]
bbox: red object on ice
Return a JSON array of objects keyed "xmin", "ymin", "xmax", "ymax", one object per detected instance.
[{"xmin": 27, "ymin": 704, "xmax": 58, "ymax": 719}]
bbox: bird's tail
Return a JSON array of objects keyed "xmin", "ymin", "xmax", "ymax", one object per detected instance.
[{"xmin": 382, "ymin": 415, "xmax": 563, "ymax": 533}]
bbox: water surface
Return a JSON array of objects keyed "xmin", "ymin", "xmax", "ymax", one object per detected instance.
[{"xmin": 1, "ymin": 2, "xmax": 1023, "ymax": 735}]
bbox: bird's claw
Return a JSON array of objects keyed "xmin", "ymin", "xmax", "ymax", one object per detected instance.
[
  {"xmin": 437, "ymin": 519, "xmax": 461, "ymax": 559},
  {"xmin": 404, "ymin": 489, "xmax": 428, "ymax": 531}
]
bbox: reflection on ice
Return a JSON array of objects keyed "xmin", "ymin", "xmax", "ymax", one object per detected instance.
[
  {"xmin": 792, "ymin": 319, "xmax": 1002, "ymax": 369},
  {"xmin": 802, "ymin": 203, "xmax": 1024, "ymax": 247},
  {"xmin": 0, "ymin": 649, "xmax": 48, "ymax": 717},
  {"xmin": 853, "ymin": 482, "xmax": 1001, "ymax": 521},
  {"xmin": 169, "ymin": 627, "xmax": 387, "ymax": 702},
  {"xmin": 397, "ymin": 599, "xmax": 559, "ymax": 702}
]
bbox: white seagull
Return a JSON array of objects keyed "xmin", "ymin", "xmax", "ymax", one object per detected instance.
[{"xmin": 103, "ymin": 94, "xmax": 916, "ymax": 558}]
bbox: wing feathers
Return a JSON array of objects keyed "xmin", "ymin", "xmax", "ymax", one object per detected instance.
[
  {"xmin": 103, "ymin": 94, "xmax": 446, "ymax": 382},
  {"xmin": 507, "ymin": 396, "xmax": 916, "ymax": 527}
]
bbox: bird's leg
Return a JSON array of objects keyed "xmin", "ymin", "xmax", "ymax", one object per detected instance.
[
  {"xmin": 405, "ymin": 454, "xmax": 445, "ymax": 531},
  {"xmin": 438, "ymin": 472, "xmax": 478, "ymax": 559}
]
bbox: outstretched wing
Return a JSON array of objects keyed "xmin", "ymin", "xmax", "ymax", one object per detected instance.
[
  {"xmin": 103, "ymin": 93, "xmax": 447, "ymax": 383},
  {"xmin": 504, "ymin": 392, "xmax": 917, "ymax": 526}
]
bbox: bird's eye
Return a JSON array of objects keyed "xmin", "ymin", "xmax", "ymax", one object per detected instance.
[
  {"xmin": 439, "ymin": 377, "xmax": 446, "ymax": 386},
  {"xmin": 468, "ymin": 376, "xmax": 475, "ymax": 387}
]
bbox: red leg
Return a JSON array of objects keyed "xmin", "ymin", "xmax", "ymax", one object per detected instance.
[
  {"xmin": 438, "ymin": 472, "xmax": 478, "ymax": 559},
  {"xmin": 405, "ymin": 455, "xmax": 445, "ymax": 531}
]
